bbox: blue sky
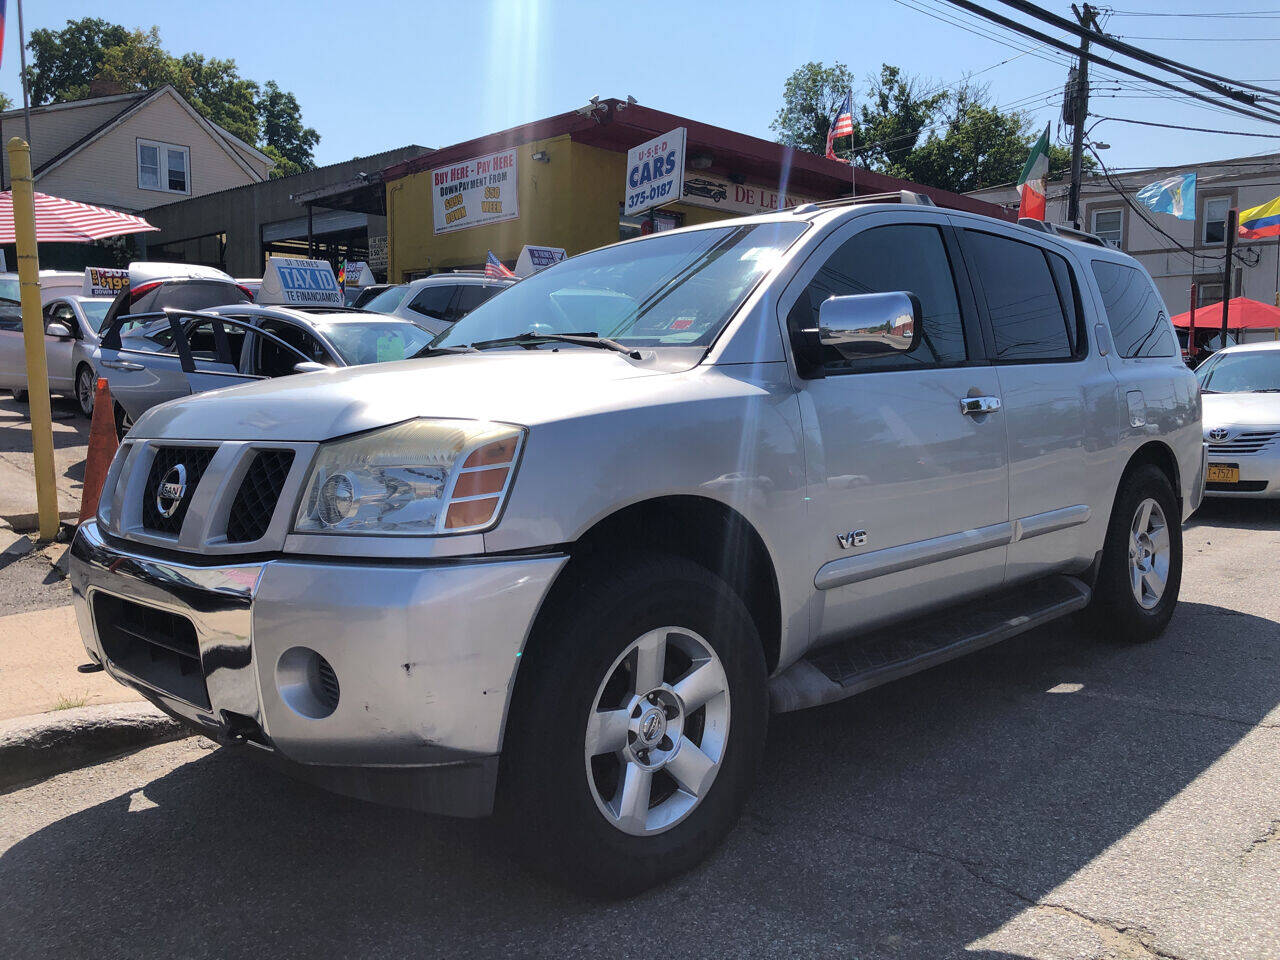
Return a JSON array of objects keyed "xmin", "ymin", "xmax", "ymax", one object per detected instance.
[{"xmin": 6, "ymin": 0, "xmax": 1280, "ymax": 181}]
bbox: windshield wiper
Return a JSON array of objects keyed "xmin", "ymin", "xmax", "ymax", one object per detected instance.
[
  {"xmin": 413, "ymin": 344, "xmax": 479, "ymax": 358},
  {"xmin": 469, "ymin": 331, "xmax": 642, "ymax": 359}
]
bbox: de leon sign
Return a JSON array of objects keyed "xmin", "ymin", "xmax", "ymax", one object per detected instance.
[{"xmin": 624, "ymin": 127, "xmax": 686, "ymax": 217}]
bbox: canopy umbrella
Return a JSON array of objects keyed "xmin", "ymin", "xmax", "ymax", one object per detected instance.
[
  {"xmin": 0, "ymin": 190, "xmax": 158, "ymax": 243},
  {"xmin": 1170, "ymin": 297, "xmax": 1280, "ymax": 331}
]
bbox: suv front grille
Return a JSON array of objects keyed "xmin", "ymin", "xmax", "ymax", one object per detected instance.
[
  {"xmin": 1208, "ymin": 431, "xmax": 1278, "ymax": 456},
  {"xmin": 226, "ymin": 450, "xmax": 295, "ymax": 543},
  {"xmin": 141, "ymin": 446, "xmax": 216, "ymax": 535},
  {"xmin": 94, "ymin": 593, "xmax": 209, "ymax": 708}
]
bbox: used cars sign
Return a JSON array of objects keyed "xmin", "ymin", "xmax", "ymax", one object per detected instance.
[
  {"xmin": 624, "ymin": 127, "xmax": 686, "ymax": 217},
  {"xmin": 258, "ymin": 256, "xmax": 343, "ymax": 307}
]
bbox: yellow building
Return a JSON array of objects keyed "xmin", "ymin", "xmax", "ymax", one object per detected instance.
[{"xmin": 380, "ymin": 99, "xmax": 1005, "ymax": 280}]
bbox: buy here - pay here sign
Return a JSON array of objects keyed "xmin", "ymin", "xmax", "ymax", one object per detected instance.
[{"xmin": 431, "ymin": 149, "xmax": 520, "ymax": 235}]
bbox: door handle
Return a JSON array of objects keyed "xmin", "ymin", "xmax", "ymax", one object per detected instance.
[
  {"xmin": 101, "ymin": 360, "xmax": 144, "ymax": 371},
  {"xmin": 959, "ymin": 395, "xmax": 1002, "ymax": 416}
]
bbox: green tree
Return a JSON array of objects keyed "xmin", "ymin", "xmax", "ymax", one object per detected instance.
[
  {"xmin": 770, "ymin": 61, "xmax": 857, "ymax": 158},
  {"xmin": 773, "ymin": 62, "xmax": 1088, "ymax": 194},
  {"xmin": 24, "ymin": 17, "xmax": 130, "ymax": 104},
  {"xmin": 95, "ymin": 27, "xmax": 183, "ymax": 92},
  {"xmin": 0, "ymin": 92, "xmax": 13, "ymax": 111},
  {"xmin": 257, "ymin": 81, "xmax": 319, "ymax": 176},
  {"xmin": 178, "ymin": 54, "xmax": 261, "ymax": 145}
]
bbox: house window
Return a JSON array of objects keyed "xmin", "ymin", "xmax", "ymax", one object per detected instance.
[
  {"xmin": 1196, "ymin": 282, "xmax": 1224, "ymax": 307},
  {"xmin": 138, "ymin": 139, "xmax": 190, "ymax": 194},
  {"xmin": 1091, "ymin": 209, "xmax": 1123, "ymax": 249},
  {"xmin": 1203, "ymin": 196, "xmax": 1230, "ymax": 245}
]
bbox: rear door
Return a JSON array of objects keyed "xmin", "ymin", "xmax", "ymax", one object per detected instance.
[
  {"xmin": 782, "ymin": 211, "xmax": 1010, "ymax": 640},
  {"xmin": 43, "ymin": 301, "xmax": 79, "ymax": 390},
  {"xmin": 954, "ymin": 223, "xmax": 1108, "ymax": 581},
  {"xmin": 0, "ymin": 298, "xmax": 24, "ymax": 389}
]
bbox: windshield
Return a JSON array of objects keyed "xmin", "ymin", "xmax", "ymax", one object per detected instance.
[
  {"xmin": 435, "ymin": 222, "xmax": 806, "ymax": 350},
  {"xmin": 318, "ymin": 320, "xmax": 434, "ymax": 365},
  {"xmin": 81, "ymin": 300, "xmax": 112, "ymax": 332},
  {"xmin": 362, "ymin": 285, "xmax": 412, "ymax": 314},
  {"xmin": 1197, "ymin": 351, "xmax": 1280, "ymax": 392}
]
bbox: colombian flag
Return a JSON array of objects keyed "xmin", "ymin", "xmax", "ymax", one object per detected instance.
[{"xmin": 1239, "ymin": 195, "xmax": 1280, "ymax": 240}]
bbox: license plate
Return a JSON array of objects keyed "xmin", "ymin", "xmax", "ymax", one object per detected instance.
[{"xmin": 1207, "ymin": 463, "xmax": 1240, "ymax": 483}]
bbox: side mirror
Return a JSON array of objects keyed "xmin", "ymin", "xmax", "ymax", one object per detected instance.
[
  {"xmin": 46, "ymin": 322, "xmax": 72, "ymax": 339},
  {"xmin": 292, "ymin": 361, "xmax": 329, "ymax": 374},
  {"xmin": 816, "ymin": 292, "xmax": 920, "ymax": 360}
]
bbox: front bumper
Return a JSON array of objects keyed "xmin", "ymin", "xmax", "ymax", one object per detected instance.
[
  {"xmin": 1202, "ymin": 447, "xmax": 1280, "ymax": 498},
  {"xmin": 69, "ymin": 519, "xmax": 566, "ymax": 816}
]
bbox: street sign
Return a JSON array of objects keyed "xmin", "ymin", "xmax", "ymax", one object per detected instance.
[
  {"xmin": 258, "ymin": 256, "xmax": 343, "ymax": 307},
  {"xmin": 624, "ymin": 127, "xmax": 686, "ymax": 217}
]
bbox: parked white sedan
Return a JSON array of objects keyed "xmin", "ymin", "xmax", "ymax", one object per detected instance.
[
  {"xmin": 0, "ymin": 288, "xmax": 114, "ymax": 416},
  {"xmin": 1197, "ymin": 341, "xmax": 1280, "ymax": 497}
]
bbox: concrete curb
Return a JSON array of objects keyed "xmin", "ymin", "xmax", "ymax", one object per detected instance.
[{"xmin": 0, "ymin": 702, "xmax": 190, "ymax": 793}]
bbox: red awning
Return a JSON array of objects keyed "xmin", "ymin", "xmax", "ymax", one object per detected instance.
[
  {"xmin": 0, "ymin": 191, "xmax": 158, "ymax": 244},
  {"xmin": 1170, "ymin": 297, "xmax": 1280, "ymax": 330}
]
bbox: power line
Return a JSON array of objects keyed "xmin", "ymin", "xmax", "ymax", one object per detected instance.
[
  {"xmin": 1108, "ymin": 9, "xmax": 1280, "ymax": 17},
  {"xmin": 1091, "ymin": 115, "xmax": 1280, "ymax": 138},
  {"xmin": 938, "ymin": 0, "xmax": 1280, "ymax": 124},
  {"xmin": 1118, "ymin": 35, "xmax": 1280, "ymax": 41}
]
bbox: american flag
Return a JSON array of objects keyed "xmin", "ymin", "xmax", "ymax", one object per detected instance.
[
  {"xmin": 485, "ymin": 250, "xmax": 515, "ymax": 279},
  {"xmin": 825, "ymin": 92, "xmax": 854, "ymax": 163}
]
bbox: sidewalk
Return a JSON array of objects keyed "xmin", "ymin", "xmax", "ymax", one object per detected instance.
[{"xmin": 0, "ymin": 394, "xmax": 90, "ymax": 530}]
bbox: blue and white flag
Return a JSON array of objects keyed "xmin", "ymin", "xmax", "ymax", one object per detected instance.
[{"xmin": 1136, "ymin": 173, "xmax": 1196, "ymax": 221}]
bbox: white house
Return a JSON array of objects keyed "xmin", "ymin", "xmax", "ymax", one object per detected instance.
[
  {"xmin": 968, "ymin": 152, "xmax": 1280, "ymax": 320},
  {"xmin": 0, "ymin": 84, "xmax": 274, "ymax": 212}
]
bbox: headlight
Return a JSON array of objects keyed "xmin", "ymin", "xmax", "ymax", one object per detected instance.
[{"xmin": 294, "ymin": 419, "xmax": 524, "ymax": 536}]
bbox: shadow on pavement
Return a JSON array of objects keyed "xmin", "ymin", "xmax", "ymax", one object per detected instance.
[
  {"xmin": 1189, "ymin": 497, "xmax": 1280, "ymax": 532},
  {"xmin": 2, "ymin": 600, "xmax": 1277, "ymax": 958}
]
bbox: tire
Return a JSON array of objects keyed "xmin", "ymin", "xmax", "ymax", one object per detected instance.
[
  {"xmin": 1088, "ymin": 463, "xmax": 1182, "ymax": 643},
  {"xmin": 113, "ymin": 403, "xmax": 133, "ymax": 441},
  {"xmin": 75, "ymin": 365, "xmax": 96, "ymax": 418},
  {"xmin": 498, "ymin": 552, "xmax": 768, "ymax": 896},
  {"xmin": 10, "ymin": 388, "xmax": 27, "ymax": 403}
]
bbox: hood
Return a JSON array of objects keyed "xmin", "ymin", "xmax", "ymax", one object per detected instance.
[
  {"xmin": 1201, "ymin": 392, "xmax": 1280, "ymax": 432},
  {"xmin": 132, "ymin": 349, "xmax": 692, "ymax": 441}
]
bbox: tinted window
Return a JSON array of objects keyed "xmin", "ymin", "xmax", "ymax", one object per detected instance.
[
  {"xmin": 407, "ymin": 284, "xmax": 457, "ymax": 320},
  {"xmin": 787, "ymin": 223, "xmax": 968, "ymax": 371},
  {"xmin": 131, "ymin": 280, "xmax": 251, "ymax": 315},
  {"xmin": 1091, "ymin": 260, "xmax": 1175, "ymax": 358},
  {"xmin": 965, "ymin": 231, "xmax": 1072, "ymax": 361},
  {"xmin": 455, "ymin": 284, "xmax": 503, "ymax": 316},
  {"xmin": 254, "ymin": 319, "xmax": 330, "ymax": 377},
  {"xmin": 171, "ymin": 319, "xmax": 246, "ymax": 364}
]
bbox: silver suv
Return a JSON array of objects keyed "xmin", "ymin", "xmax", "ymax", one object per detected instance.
[{"xmin": 69, "ymin": 193, "xmax": 1204, "ymax": 894}]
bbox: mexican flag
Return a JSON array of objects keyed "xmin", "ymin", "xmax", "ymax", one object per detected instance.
[{"xmin": 1017, "ymin": 125, "xmax": 1051, "ymax": 221}]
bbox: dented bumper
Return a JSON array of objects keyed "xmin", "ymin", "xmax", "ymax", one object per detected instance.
[{"xmin": 69, "ymin": 519, "xmax": 566, "ymax": 816}]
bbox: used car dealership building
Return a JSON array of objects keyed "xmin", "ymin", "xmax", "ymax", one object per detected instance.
[{"xmin": 375, "ymin": 98, "xmax": 1005, "ymax": 280}]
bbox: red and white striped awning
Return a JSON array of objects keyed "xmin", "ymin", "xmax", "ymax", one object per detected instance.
[{"xmin": 0, "ymin": 191, "xmax": 159, "ymax": 243}]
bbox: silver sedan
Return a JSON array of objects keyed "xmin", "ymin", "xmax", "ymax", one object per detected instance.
[{"xmin": 0, "ymin": 294, "xmax": 114, "ymax": 416}]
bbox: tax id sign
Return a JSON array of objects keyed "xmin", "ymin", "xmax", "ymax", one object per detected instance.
[
  {"xmin": 258, "ymin": 257, "xmax": 343, "ymax": 307},
  {"xmin": 431, "ymin": 148, "xmax": 519, "ymax": 235},
  {"xmin": 624, "ymin": 127, "xmax": 686, "ymax": 217}
]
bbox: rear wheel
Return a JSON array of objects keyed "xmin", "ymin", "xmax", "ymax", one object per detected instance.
[
  {"xmin": 75, "ymin": 365, "xmax": 96, "ymax": 418},
  {"xmin": 498, "ymin": 553, "xmax": 767, "ymax": 896},
  {"xmin": 1088, "ymin": 463, "xmax": 1182, "ymax": 642},
  {"xmin": 9, "ymin": 388, "xmax": 27, "ymax": 403}
]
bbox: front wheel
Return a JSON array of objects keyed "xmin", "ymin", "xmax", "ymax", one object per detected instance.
[
  {"xmin": 75, "ymin": 365, "xmax": 96, "ymax": 418},
  {"xmin": 1087, "ymin": 463, "xmax": 1182, "ymax": 642},
  {"xmin": 498, "ymin": 553, "xmax": 768, "ymax": 896},
  {"xmin": 9, "ymin": 388, "xmax": 27, "ymax": 403},
  {"xmin": 113, "ymin": 403, "xmax": 133, "ymax": 441}
]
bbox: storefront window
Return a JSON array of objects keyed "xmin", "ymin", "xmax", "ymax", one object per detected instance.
[{"xmin": 619, "ymin": 208, "xmax": 683, "ymax": 242}]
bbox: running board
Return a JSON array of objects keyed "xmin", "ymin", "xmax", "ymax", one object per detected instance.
[{"xmin": 769, "ymin": 575, "xmax": 1091, "ymax": 713}]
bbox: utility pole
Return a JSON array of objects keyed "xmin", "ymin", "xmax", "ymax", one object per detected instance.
[
  {"xmin": 1066, "ymin": 3, "xmax": 1098, "ymax": 228},
  {"xmin": 1220, "ymin": 207, "xmax": 1239, "ymax": 349}
]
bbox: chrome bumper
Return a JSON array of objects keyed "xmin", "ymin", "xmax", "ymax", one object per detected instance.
[{"xmin": 69, "ymin": 519, "xmax": 567, "ymax": 816}]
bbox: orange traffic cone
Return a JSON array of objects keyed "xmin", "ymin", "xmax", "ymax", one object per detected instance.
[{"xmin": 78, "ymin": 378, "xmax": 120, "ymax": 524}]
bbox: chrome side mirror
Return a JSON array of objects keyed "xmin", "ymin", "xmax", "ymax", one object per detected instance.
[
  {"xmin": 45, "ymin": 322, "xmax": 72, "ymax": 339},
  {"xmin": 292, "ymin": 361, "xmax": 329, "ymax": 374},
  {"xmin": 816, "ymin": 291, "xmax": 920, "ymax": 360}
]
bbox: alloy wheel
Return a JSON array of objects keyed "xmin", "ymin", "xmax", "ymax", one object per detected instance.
[
  {"xmin": 77, "ymin": 368, "xmax": 95, "ymax": 417},
  {"xmin": 584, "ymin": 627, "xmax": 730, "ymax": 836},
  {"xmin": 1128, "ymin": 497, "xmax": 1170, "ymax": 610}
]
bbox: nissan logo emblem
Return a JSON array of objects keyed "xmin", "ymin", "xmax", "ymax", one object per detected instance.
[
  {"xmin": 156, "ymin": 463, "xmax": 188, "ymax": 518},
  {"xmin": 1208, "ymin": 428, "xmax": 1230, "ymax": 443}
]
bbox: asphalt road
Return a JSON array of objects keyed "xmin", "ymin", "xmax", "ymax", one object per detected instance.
[
  {"xmin": 2, "ymin": 500, "xmax": 1278, "ymax": 959},
  {"xmin": 0, "ymin": 392, "xmax": 90, "ymax": 530}
]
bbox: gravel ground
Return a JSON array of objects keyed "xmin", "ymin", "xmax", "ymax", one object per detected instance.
[{"xmin": 1, "ymin": 499, "xmax": 1277, "ymax": 959}]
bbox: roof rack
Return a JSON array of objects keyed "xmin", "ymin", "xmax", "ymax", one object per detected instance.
[
  {"xmin": 1018, "ymin": 218, "xmax": 1108, "ymax": 247},
  {"xmin": 790, "ymin": 190, "xmax": 937, "ymax": 214}
]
